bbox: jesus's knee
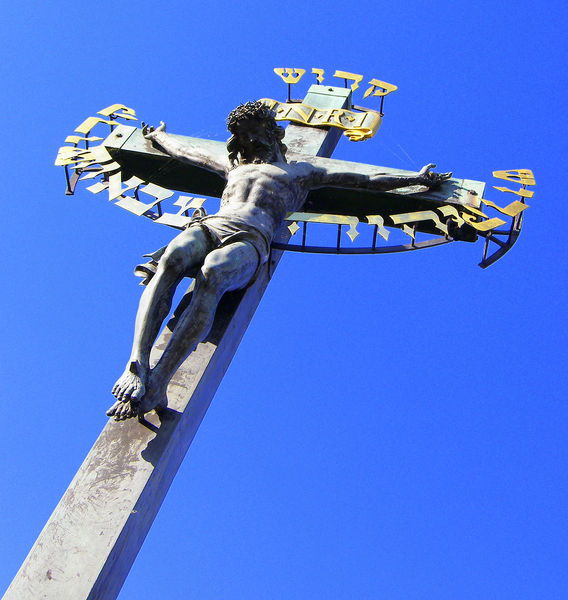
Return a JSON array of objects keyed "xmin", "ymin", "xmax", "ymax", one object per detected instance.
[
  {"xmin": 159, "ymin": 247, "xmax": 187, "ymax": 276},
  {"xmin": 199, "ymin": 244, "xmax": 258, "ymax": 293},
  {"xmin": 199, "ymin": 260, "xmax": 227, "ymax": 293},
  {"xmin": 158, "ymin": 228, "xmax": 210, "ymax": 277}
]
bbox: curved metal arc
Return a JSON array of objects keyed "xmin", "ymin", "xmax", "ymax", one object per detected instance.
[
  {"xmin": 478, "ymin": 173, "xmax": 534, "ymax": 269},
  {"xmin": 478, "ymin": 211, "xmax": 524, "ymax": 269},
  {"xmin": 59, "ymin": 108, "xmax": 531, "ymax": 270},
  {"xmin": 272, "ymin": 236, "xmax": 453, "ymax": 255}
]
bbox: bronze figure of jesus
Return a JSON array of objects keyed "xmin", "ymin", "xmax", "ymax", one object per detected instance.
[{"xmin": 107, "ymin": 101, "xmax": 450, "ymax": 420}]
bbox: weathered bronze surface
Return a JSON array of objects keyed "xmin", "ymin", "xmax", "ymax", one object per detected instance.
[
  {"xmin": 13, "ymin": 69, "xmax": 536, "ymax": 600},
  {"xmin": 103, "ymin": 101, "xmax": 450, "ymax": 421},
  {"xmin": 54, "ymin": 79, "xmax": 535, "ymax": 419},
  {"xmin": 11, "ymin": 86, "xmax": 355, "ymax": 600}
]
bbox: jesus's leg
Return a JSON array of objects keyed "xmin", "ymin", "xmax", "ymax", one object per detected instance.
[
  {"xmin": 136, "ymin": 240, "xmax": 260, "ymax": 417},
  {"xmin": 108, "ymin": 227, "xmax": 212, "ymax": 419}
]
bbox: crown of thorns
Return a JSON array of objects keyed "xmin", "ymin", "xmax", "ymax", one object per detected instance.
[{"xmin": 227, "ymin": 101, "xmax": 277, "ymax": 132}]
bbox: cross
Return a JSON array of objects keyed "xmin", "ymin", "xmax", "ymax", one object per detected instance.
[{"xmin": 3, "ymin": 75, "xmax": 532, "ymax": 599}]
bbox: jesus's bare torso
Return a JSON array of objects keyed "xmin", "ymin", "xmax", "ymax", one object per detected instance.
[{"xmin": 218, "ymin": 160, "xmax": 315, "ymax": 242}]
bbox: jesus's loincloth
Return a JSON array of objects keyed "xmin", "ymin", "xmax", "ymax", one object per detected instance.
[
  {"xmin": 192, "ymin": 215, "xmax": 271, "ymax": 277},
  {"xmin": 135, "ymin": 215, "xmax": 272, "ymax": 286}
]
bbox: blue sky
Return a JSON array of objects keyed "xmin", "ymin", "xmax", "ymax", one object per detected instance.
[{"xmin": 1, "ymin": 1, "xmax": 567, "ymax": 598}]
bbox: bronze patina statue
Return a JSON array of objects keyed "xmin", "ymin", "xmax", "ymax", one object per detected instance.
[{"xmin": 107, "ymin": 101, "xmax": 450, "ymax": 420}]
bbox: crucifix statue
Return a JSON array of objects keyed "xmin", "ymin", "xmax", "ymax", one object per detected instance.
[
  {"xmin": 4, "ymin": 68, "xmax": 534, "ymax": 600},
  {"xmin": 108, "ymin": 100, "xmax": 450, "ymax": 421}
]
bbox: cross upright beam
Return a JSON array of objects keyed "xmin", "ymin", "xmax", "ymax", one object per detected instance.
[{"xmin": 2, "ymin": 86, "xmax": 351, "ymax": 600}]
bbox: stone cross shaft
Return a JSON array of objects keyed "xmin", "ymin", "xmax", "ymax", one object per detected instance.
[{"xmin": 2, "ymin": 86, "xmax": 352, "ymax": 600}]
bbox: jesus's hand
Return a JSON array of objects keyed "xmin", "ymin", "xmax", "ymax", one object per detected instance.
[
  {"xmin": 141, "ymin": 121, "xmax": 166, "ymax": 140},
  {"xmin": 417, "ymin": 164, "xmax": 452, "ymax": 188}
]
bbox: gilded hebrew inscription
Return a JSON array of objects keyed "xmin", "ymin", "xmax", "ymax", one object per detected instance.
[
  {"xmin": 333, "ymin": 70, "xmax": 364, "ymax": 92},
  {"xmin": 55, "ymin": 99, "xmax": 536, "ymax": 271},
  {"xmin": 261, "ymin": 98, "xmax": 381, "ymax": 141},
  {"xmin": 273, "ymin": 68, "xmax": 306, "ymax": 85},
  {"xmin": 363, "ymin": 78, "xmax": 398, "ymax": 99}
]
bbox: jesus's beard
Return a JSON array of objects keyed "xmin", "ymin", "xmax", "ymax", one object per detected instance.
[{"xmin": 239, "ymin": 141, "xmax": 277, "ymax": 164}]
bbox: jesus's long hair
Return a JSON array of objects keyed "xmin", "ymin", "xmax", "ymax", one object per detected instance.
[{"xmin": 226, "ymin": 101, "xmax": 287, "ymax": 167}]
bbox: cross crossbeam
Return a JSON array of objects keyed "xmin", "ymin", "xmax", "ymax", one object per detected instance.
[{"xmin": 103, "ymin": 128, "xmax": 484, "ymax": 227}]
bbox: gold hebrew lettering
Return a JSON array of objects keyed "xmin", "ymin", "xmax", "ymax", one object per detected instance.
[
  {"xmin": 437, "ymin": 205, "xmax": 464, "ymax": 226},
  {"xmin": 285, "ymin": 212, "xmax": 359, "ymax": 242},
  {"xmin": 120, "ymin": 176, "xmax": 145, "ymax": 193},
  {"xmin": 481, "ymin": 198, "xmax": 529, "ymax": 217},
  {"xmin": 88, "ymin": 144, "xmax": 114, "ymax": 165},
  {"xmin": 346, "ymin": 225, "xmax": 359, "ymax": 241},
  {"xmin": 493, "ymin": 185, "xmax": 534, "ymax": 199},
  {"xmin": 174, "ymin": 195, "xmax": 206, "ymax": 212},
  {"xmin": 276, "ymin": 103, "xmax": 314, "ymax": 123},
  {"xmin": 64, "ymin": 135, "xmax": 104, "ymax": 145},
  {"xmin": 54, "ymin": 146, "xmax": 82, "ymax": 166},
  {"xmin": 438, "ymin": 205, "xmax": 506, "ymax": 233},
  {"xmin": 71, "ymin": 161, "xmax": 96, "ymax": 171},
  {"xmin": 390, "ymin": 210, "xmax": 448, "ymax": 235},
  {"xmin": 288, "ymin": 222, "xmax": 301, "ymax": 236},
  {"xmin": 461, "ymin": 205, "xmax": 488, "ymax": 219},
  {"xmin": 59, "ymin": 146, "xmax": 92, "ymax": 160},
  {"xmin": 140, "ymin": 183, "xmax": 175, "ymax": 204},
  {"xmin": 275, "ymin": 104, "xmax": 297, "ymax": 120},
  {"xmin": 312, "ymin": 68, "xmax": 325, "ymax": 83},
  {"xmin": 108, "ymin": 172, "xmax": 123, "ymax": 201},
  {"xmin": 86, "ymin": 181, "xmax": 109, "ymax": 195},
  {"xmin": 77, "ymin": 148, "xmax": 120, "ymax": 180},
  {"xmin": 492, "ymin": 169, "xmax": 535, "ymax": 186},
  {"xmin": 106, "ymin": 171, "xmax": 137, "ymax": 201},
  {"xmin": 97, "ymin": 104, "xmax": 137, "ymax": 120},
  {"xmin": 461, "ymin": 212, "xmax": 506, "ymax": 232},
  {"xmin": 63, "ymin": 136, "xmax": 81, "ymax": 146},
  {"xmin": 274, "ymin": 68, "xmax": 306, "ymax": 84},
  {"xmin": 113, "ymin": 181, "xmax": 174, "ymax": 217},
  {"xmin": 154, "ymin": 196, "xmax": 205, "ymax": 229},
  {"xmin": 56, "ymin": 146, "xmax": 97, "ymax": 168},
  {"xmin": 154, "ymin": 213, "xmax": 190, "ymax": 228},
  {"xmin": 56, "ymin": 146, "xmax": 80, "ymax": 157},
  {"xmin": 263, "ymin": 99, "xmax": 381, "ymax": 141},
  {"xmin": 344, "ymin": 110, "xmax": 381, "ymax": 141},
  {"xmin": 314, "ymin": 108, "xmax": 346, "ymax": 126},
  {"xmin": 75, "ymin": 149, "xmax": 96, "ymax": 160},
  {"xmin": 345, "ymin": 128, "xmax": 374, "ymax": 142},
  {"xmin": 333, "ymin": 70, "xmax": 364, "ymax": 92},
  {"xmin": 95, "ymin": 161, "xmax": 120, "ymax": 173},
  {"xmin": 291, "ymin": 104, "xmax": 315, "ymax": 122},
  {"xmin": 79, "ymin": 168, "xmax": 104, "ymax": 181},
  {"xmin": 261, "ymin": 98, "xmax": 278, "ymax": 111},
  {"xmin": 114, "ymin": 195, "xmax": 163, "ymax": 217},
  {"xmin": 363, "ymin": 78, "xmax": 398, "ymax": 99},
  {"xmin": 74, "ymin": 116, "xmax": 115, "ymax": 135},
  {"xmin": 366, "ymin": 215, "xmax": 390, "ymax": 241}
]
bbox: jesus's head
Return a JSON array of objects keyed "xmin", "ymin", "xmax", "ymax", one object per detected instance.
[{"xmin": 226, "ymin": 101, "xmax": 287, "ymax": 167}]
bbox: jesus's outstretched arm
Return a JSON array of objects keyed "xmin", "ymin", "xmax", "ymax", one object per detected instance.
[
  {"xmin": 142, "ymin": 122, "xmax": 230, "ymax": 178},
  {"xmin": 308, "ymin": 162, "xmax": 452, "ymax": 192}
]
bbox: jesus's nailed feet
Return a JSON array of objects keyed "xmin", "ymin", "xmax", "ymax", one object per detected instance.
[
  {"xmin": 107, "ymin": 361, "xmax": 148, "ymax": 421},
  {"xmin": 106, "ymin": 398, "xmax": 140, "ymax": 421}
]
